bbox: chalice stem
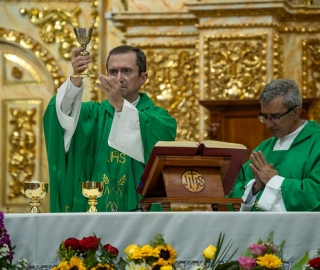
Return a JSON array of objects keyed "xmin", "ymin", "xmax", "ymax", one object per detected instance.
[
  {"xmin": 30, "ymin": 198, "xmax": 41, "ymax": 213},
  {"xmin": 88, "ymin": 196, "xmax": 98, "ymax": 212}
]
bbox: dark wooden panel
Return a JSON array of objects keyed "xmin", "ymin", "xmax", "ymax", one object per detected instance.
[{"xmin": 200, "ymin": 98, "xmax": 315, "ymax": 161}]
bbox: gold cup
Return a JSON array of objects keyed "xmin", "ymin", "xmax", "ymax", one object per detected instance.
[
  {"xmin": 24, "ymin": 181, "xmax": 49, "ymax": 213},
  {"xmin": 72, "ymin": 27, "xmax": 96, "ymax": 78},
  {"xmin": 82, "ymin": 181, "xmax": 104, "ymax": 212}
]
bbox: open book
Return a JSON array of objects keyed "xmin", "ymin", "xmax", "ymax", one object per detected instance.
[
  {"xmin": 153, "ymin": 140, "xmax": 247, "ymax": 155},
  {"xmin": 138, "ymin": 140, "xmax": 248, "ymax": 196}
]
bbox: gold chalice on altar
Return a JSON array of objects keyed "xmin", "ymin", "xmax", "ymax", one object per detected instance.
[
  {"xmin": 72, "ymin": 27, "xmax": 96, "ymax": 78},
  {"xmin": 82, "ymin": 181, "xmax": 104, "ymax": 212},
  {"xmin": 24, "ymin": 181, "xmax": 49, "ymax": 213}
]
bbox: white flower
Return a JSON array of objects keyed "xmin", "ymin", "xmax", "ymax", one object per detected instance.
[{"xmin": 125, "ymin": 261, "xmax": 152, "ymax": 270}]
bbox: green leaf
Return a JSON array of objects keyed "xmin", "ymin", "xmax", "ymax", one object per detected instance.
[
  {"xmin": 118, "ymin": 257, "xmax": 128, "ymax": 270},
  {"xmin": 291, "ymin": 252, "xmax": 309, "ymax": 270},
  {"xmin": 215, "ymin": 261, "xmax": 239, "ymax": 270}
]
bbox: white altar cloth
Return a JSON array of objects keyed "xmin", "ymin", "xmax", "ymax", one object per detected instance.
[{"xmin": 4, "ymin": 212, "xmax": 320, "ymax": 266}]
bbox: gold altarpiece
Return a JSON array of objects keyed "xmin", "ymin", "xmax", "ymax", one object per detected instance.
[{"xmin": 1, "ymin": 0, "xmax": 320, "ymax": 213}]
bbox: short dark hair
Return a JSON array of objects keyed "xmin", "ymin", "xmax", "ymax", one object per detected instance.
[
  {"xmin": 259, "ymin": 79, "xmax": 302, "ymax": 109},
  {"xmin": 106, "ymin": 45, "xmax": 146, "ymax": 76}
]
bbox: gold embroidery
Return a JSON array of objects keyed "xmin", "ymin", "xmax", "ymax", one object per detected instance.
[
  {"xmin": 103, "ymin": 174, "xmax": 127, "ymax": 211},
  {"xmin": 106, "ymin": 150, "xmax": 126, "ymax": 164}
]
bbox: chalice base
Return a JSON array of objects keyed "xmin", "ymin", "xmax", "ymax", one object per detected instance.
[{"xmin": 72, "ymin": 68, "xmax": 96, "ymax": 78}]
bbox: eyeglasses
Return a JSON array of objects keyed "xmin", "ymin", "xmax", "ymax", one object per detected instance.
[{"xmin": 258, "ymin": 106, "xmax": 297, "ymax": 123}]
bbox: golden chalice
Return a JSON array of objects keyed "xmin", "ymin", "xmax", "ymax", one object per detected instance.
[
  {"xmin": 24, "ymin": 181, "xmax": 49, "ymax": 213},
  {"xmin": 72, "ymin": 27, "xmax": 96, "ymax": 78},
  {"xmin": 82, "ymin": 181, "xmax": 104, "ymax": 212}
]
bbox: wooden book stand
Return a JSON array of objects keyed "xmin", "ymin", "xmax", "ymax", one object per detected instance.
[{"xmin": 137, "ymin": 141, "xmax": 248, "ymax": 212}]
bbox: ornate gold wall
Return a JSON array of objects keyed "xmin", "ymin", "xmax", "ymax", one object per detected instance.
[{"xmin": 1, "ymin": 0, "xmax": 320, "ymax": 213}]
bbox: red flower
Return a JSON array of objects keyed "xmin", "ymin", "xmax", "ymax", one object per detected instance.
[
  {"xmin": 79, "ymin": 236, "xmax": 100, "ymax": 251},
  {"xmin": 103, "ymin": 244, "xmax": 119, "ymax": 257},
  {"xmin": 309, "ymin": 257, "xmax": 320, "ymax": 268},
  {"xmin": 64, "ymin": 238, "xmax": 80, "ymax": 250}
]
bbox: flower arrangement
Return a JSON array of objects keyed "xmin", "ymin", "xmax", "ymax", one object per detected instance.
[
  {"xmin": 291, "ymin": 247, "xmax": 320, "ymax": 270},
  {"xmin": 237, "ymin": 231, "xmax": 285, "ymax": 270},
  {"xmin": 53, "ymin": 234, "xmax": 119, "ymax": 270},
  {"xmin": 196, "ymin": 232, "xmax": 239, "ymax": 270},
  {"xmin": 195, "ymin": 231, "xmax": 285, "ymax": 270},
  {"xmin": 123, "ymin": 234, "xmax": 177, "ymax": 270},
  {"xmin": 0, "ymin": 211, "xmax": 28, "ymax": 270}
]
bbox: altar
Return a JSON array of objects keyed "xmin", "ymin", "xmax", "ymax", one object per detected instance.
[{"xmin": 4, "ymin": 212, "xmax": 320, "ymax": 268}]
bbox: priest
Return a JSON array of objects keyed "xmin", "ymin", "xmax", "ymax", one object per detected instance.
[
  {"xmin": 228, "ymin": 78, "xmax": 320, "ymax": 211},
  {"xmin": 43, "ymin": 45, "xmax": 177, "ymax": 212}
]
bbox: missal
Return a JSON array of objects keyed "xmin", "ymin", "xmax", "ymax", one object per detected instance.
[{"xmin": 138, "ymin": 140, "xmax": 248, "ymax": 196}]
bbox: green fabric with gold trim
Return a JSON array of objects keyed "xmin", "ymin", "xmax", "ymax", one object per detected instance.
[
  {"xmin": 228, "ymin": 120, "xmax": 320, "ymax": 211},
  {"xmin": 43, "ymin": 93, "xmax": 177, "ymax": 212}
]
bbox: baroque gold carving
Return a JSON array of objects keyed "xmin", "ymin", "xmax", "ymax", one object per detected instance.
[
  {"xmin": 280, "ymin": 26, "xmax": 320, "ymax": 33},
  {"xmin": 19, "ymin": 2, "xmax": 100, "ymax": 100},
  {"xmin": 19, "ymin": 7, "xmax": 80, "ymax": 60},
  {"xmin": 125, "ymin": 32, "xmax": 198, "ymax": 37},
  {"xmin": 4, "ymin": 53, "xmax": 42, "ymax": 84},
  {"xmin": 302, "ymin": 39, "xmax": 320, "ymax": 98},
  {"xmin": 140, "ymin": 49, "xmax": 200, "ymax": 141},
  {"xmin": 0, "ymin": 28, "xmax": 65, "ymax": 91},
  {"xmin": 2, "ymin": 99, "xmax": 43, "ymax": 203},
  {"xmin": 188, "ymin": 8, "xmax": 320, "ymax": 21},
  {"xmin": 197, "ymin": 22, "xmax": 280, "ymax": 30},
  {"xmin": 131, "ymin": 42, "xmax": 196, "ymax": 49},
  {"xmin": 302, "ymin": 38, "xmax": 320, "ymax": 123},
  {"xmin": 273, "ymin": 34, "xmax": 284, "ymax": 79},
  {"xmin": 204, "ymin": 35, "xmax": 267, "ymax": 100}
]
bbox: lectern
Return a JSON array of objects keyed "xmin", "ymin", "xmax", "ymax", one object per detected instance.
[{"xmin": 137, "ymin": 141, "xmax": 248, "ymax": 211}]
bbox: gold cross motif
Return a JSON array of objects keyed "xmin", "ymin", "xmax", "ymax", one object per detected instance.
[
  {"xmin": 65, "ymin": 205, "xmax": 69, "ymax": 213},
  {"xmin": 6, "ymin": 206, "xmax": 10, "ymax": 213}
]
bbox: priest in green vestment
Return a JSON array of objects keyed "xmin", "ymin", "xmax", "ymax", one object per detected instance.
[
  {"xmin": 228, "ymin": 79, "xmax": 320, "ymax": 211},
  {"xmin": 43, "ymin": 45, "xmax": 177, "ymax": 212}
]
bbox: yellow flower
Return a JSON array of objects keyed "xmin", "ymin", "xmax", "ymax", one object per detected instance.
[
  {"xmin": 160, "ymin": 265, "xmax": 172, "ymax": 270},
  {"xmin": 158, "ymin": 245, "xmax": 177, "ymax": 264},
  {"xmin": 124, "ymin": 244, "xmax": 140, "ymax": 260},
  {"xmin": 92, "ymin": 263, "xmax": 112, "ymax": 270},
  {"xmin": 131, "ymin": 245, "xmax": 159, "ymax": 259},
  {"xmin": 152, "ymin": 258, "xmax": 169, "ymax": 267},
  {"xmin": 256, "ymin": 254, "xmax": 283, "ymax": 269},
  {"xmin": 125, "ymin": 262, "xmax": 152, "ymax": 270},
  {"xmin": 53, "ymin": 261, "xmax": 71, "ymax": 270},
  {"xmin": 203, "ymin": 245, "xmax": 217, "ymax": 260},
  {"xmin": 69, "ymin": 257, "xmax": 86, "ymax": 270}
]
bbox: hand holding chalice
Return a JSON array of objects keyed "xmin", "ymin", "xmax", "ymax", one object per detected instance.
[{"xmin": 72, "ymin": 28, "xmax": 96, "ymax": 78}]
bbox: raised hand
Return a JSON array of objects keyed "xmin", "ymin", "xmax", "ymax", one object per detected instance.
[
  {"xmin": 96, "ymin": 74, "xmax": 124, "ymax": 112},
  {"xmin": 70, "ymin": 47, "xmax": 92, "ymax": 87}
]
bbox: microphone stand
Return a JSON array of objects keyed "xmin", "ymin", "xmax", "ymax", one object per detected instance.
[{"xmin": 130, "ymin": 158, "xmax": 144, "ymax": 212}]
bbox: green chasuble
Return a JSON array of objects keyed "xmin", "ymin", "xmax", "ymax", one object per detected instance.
[
  {"xmin": 43, "ymin": 93, "xmax": 177, "ymax": 212},
  {"xmin": 228, "ymin": 120, "xmax": 320, "ymax": 211}
]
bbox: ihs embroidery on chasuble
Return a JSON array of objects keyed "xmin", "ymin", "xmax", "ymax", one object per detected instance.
[{"xmin": 102, "ymin": 173, "xmax": 127, "ymax": 211}]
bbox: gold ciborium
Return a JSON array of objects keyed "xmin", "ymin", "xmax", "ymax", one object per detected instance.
[
  {"xmin": 82, "ymin": 181, "xmax": 104, "ymax": 212},
  {"xmin": 24, "ymin": 181, "xmax": 49, "ymax": 213},
  {"xmin": 72, "ymin": 27, "xmax": 96, "ymax": 78}
]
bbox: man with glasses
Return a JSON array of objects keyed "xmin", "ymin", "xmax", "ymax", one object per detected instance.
[
  {"xmin": 228, "ymin": 78, "xmax": 320, "ymax": 211},
  {"xmin": 43, "ymin": 45, "xmax": 177, "ymax": 212}
]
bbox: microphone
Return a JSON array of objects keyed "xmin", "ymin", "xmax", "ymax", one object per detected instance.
[
  {"xmin": 241, "ymin": 166, "xmax": 247, "ymax": 190},
  {"xmin": 130, "ymin": 158, "xmax": 144, "ymax": 212}
]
